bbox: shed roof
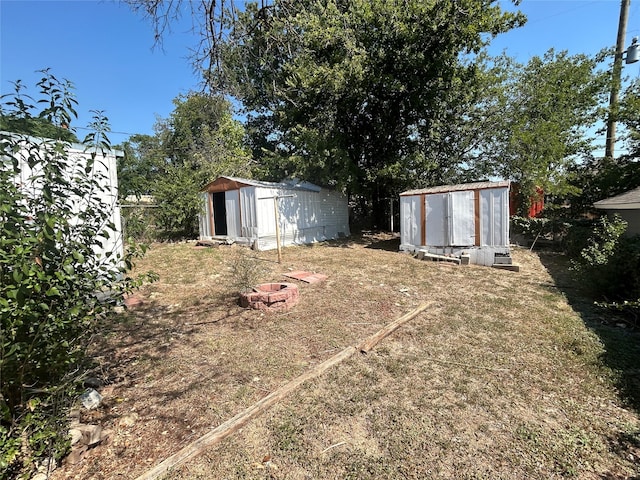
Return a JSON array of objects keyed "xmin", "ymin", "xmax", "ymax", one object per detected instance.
[
  {"xmin": 593, "ymin": 186, "xmax": 640, "ymax": 210},
  {"xmin": 400, "ymin": 180, "xmax": 510, "ymax": 196},
  {"xmin": 201, "ymin": 176, "xmax": 322, "ymax": 193}
]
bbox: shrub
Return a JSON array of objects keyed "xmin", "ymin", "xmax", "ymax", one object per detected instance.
[
  {"xmin": 229, "ymin": 248, "xmax": 267, "ymax": 294},
  {"xmin": 569, "ymin": 215, "xmax": 640, "ymax": 301},
  {"xmin": 0, "ymin": 71, "xmax": 154, "ymax": 477}
]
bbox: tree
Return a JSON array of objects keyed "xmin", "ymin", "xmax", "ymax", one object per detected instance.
[
  {"xmin": 0, "ymin": 77, "xmax": 79, "ymax": 143},
  {"xmin": 1, "ymin": 73, "xmax": 152, "ymax": 477},
  {"xmin": 117, "ymin": 93, "xmax": 252, "ymax": 239},
  {"xmin": 117, "ymin": 133, "xmax": 164, "ymax": 199},
  {"xmin": 214, "ymin": 0, "xmax": 524, "ymax": 226},
  {"xmin": 546, "ymin": 73, "xmax": 639, "ymax": 217},
  {"xmin": 618, "ymin": 78, "xmax": 640, "ymax": 162},
  {"xmin": 470, "ymin": 50, "xmax": 608, "ymax": 213}
]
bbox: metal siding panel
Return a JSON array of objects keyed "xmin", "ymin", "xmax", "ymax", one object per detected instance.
[
  {"xmin": 225, "ymin": 190, "xmax": 241, "ymax": 238},
  {"xmin": 450, "ymin": 190, "xmax": 475, "ymax": 246},
  {"xmin": 256, "ymin": 188, "xmax": 277, "ymax": 236},
  {"xmin": 496, "ymin": 189, "xmax": 507, "ymax": 246},
  {"xmin": 480, "ymin": 190, "xmax": 491, "ymax": 246},
  {"xmin": 199, "ymin": 192, "xmax": 210, "ymax": 238},
  {"xmin": 240, "ymin": 187, "xmax": 258, "ymax": 239},
  {"xmin": 400, "ymin": 196, "xmax": 419, "ymax": 247},
  {"xmin": 480, "ymin": 188, "xmax": 508, "ymax": 247},
  {"xmin": 250, "ymin": 187, "xmax": 349, "ymax": 250},
  {"xmin": 425, "ymin": 193, "xmax": 447, "ymax": 246},
  {"xmin": 279, "ymin": 194, "xmax": 299, "ymax": 246}
]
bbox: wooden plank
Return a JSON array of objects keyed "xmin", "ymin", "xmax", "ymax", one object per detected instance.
[
  {"xmin": 359, "ymin": 302, "xmax": 433, "ymax": 353},
  {"xmin": 135, "ymin": 346, "xmax": 357, "ymax": 480},
  {"xmin": 135, "ymin": 303, "xmax": 434, "ymax": 480}
]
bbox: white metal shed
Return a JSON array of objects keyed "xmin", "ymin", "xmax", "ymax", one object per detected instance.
[
  {"xmin": 7, "ymin": 134, "xmax": 124, "ymax": 267},
  {"xmin": 199, "ymin": 176, "xmax": 350, "ymax": 250},
  {"xmin": 399, "ymin": 180, "xmax": 512, "ymax": 267}
]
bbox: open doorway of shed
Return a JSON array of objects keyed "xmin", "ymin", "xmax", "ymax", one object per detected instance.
[{"xmin": 212, "ymin": 192, "xmax": 227, "ymax": 236}]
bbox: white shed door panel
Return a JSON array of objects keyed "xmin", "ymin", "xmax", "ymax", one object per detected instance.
[
  {"xmin": 480, "ymin": 188, "xmax": 508, "ymax": 246},
  {"xmin": 400, "ymin": 196, "xmax": 421, "ymax": 247},
  {"xmin": 425, "ymin": 193, "xmax": 447, "ymax": 246},
  {"xmin": 225, "ymin": 190, "xmax": 241, "ymax": 238},
  {"xmin": 240, "ymin": 187, "xmax": 257, "ymax": 238},
  {"xmin": 449, "ymin": 190, "xmax": 475, "ymax": 246}
]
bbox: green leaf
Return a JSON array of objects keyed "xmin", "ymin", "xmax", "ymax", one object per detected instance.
[{"xmin": 45, "ymin": 286, "xmax": 60, "ymax": 297}]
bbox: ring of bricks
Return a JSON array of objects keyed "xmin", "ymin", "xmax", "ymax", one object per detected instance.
[{"xmin": 239, "ymin": 283, "xmax": 299, "ymax": 311}]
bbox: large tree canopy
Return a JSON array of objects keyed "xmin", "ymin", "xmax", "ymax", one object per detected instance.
[
  {"xmin": 470, "ymin": 50, "xmax": 608, "ymax": 210},
  {"xmin": 212, "ymin": 0, "xmax": 525, "ymax": 225}
]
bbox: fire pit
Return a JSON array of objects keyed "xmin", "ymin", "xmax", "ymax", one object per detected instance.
[{"xmin": 239, "ymin": 282, "xmax": 299, "ymax": 311}]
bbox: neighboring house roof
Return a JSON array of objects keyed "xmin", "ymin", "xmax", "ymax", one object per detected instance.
[
  {"xmin": 593, "ymin": 186, "xmax": 640, "ymax": 210},
  {"xmin": 201, "ymin": 176, "xmax": 322, "ymax": 193},
  {"xmin": 400, "ymin": 180, "xmax": 510, "ymax": 196}
]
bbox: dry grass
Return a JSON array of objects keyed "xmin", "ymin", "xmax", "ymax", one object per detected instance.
[{"xmin": 52, "ymin": 233, "xmax": 640, "ymax": 480}]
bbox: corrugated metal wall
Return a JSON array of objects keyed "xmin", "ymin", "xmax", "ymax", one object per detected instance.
[
  {"xmin": 199, "ymin": 182, "xmax": 349, "ymax": 250},
  {"xmin": 199, "ymin": 192, "xmax": 211, "ymax": 238},
  {"xmin": 240, "ymin": 187, "xmax": 258, "ymax": 239},
  {"xmin": 400, "ymin": 195, "xmax": 421, "ymax": 248},
  {"xmin": 400, "ymin": 186, "xmax": 509, "ymax": 250},
  {"xmin": 254, "ymin": 187, "xmax": 349, "ymax": 251},
  {"xmin": 480, "ymin": 188, "xmax": 509, "ymax": 246},
  {"xmin": 13, "ymin": 142, "xmax": 123, "ymax": 265}
]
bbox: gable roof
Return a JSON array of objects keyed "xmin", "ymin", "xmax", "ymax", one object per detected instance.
[
  {"xmin": 400, "ymin": 180, "xmax": 510, "ymax": 196},
  {"xmin": 593, "ymin": 186, "xmax": 640, "ymax": 210},
  {"xmin": 201, "ymin": 176, "xmax": 322, "ymax": 193}
]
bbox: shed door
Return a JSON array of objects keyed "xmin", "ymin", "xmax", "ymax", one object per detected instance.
[
  {"xmin": 400, "ymin": 196, "xmax": 421, "ymax": 247},
  {"xmin": 480, "ymin": 188, "xmax": 508, "ymax": 246},
  {"xmin": 212, "ymin": 192, "xmax": 227, "ymax": 236},
  {"xmin": 225, "ymin": 190, "xmax": 241, "ymax": 238},
  {"xmin": 449, "ymin": 190, "xmax": 475, "ymax": 246},
  {"xmin": 425, "ymin": 193, "xmax": 447, "ymax": 246}
]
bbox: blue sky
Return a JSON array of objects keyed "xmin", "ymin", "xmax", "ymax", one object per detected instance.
[{"xmin": 2, "ymin": 0, "xmax": 640, "ymax": 146}]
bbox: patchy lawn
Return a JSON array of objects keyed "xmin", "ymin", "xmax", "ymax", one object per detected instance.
[{"xmin": 52, "ymin": 233, "xmax": 640, "ymax": 480}]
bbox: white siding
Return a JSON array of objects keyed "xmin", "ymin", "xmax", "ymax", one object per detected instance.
[
  {"xmin": 425, "ymin": 193, "xmax": 447, "ymax": 246},
  {"xmin": 13, "ymin": 142, "xmax": 123, "ymax": 265},
  {"xmin": 400, "ymin": 195, "xmax": 421, "ymax": 248},
  {"xmin": 240, "ymin": 186, "xmax": 258, "ymax": 240},
  {"xmin": 198, "ymin": 178, "xmax": 349, "ymax": 250},
  {"xmin": 399, "ymin": 183, "xmax": 510, "ymax": 265},
  {"xmin": 199, "ymin": 192, "xmax": 211, "ymax": 238},
  {"xmin": 480, "ymin": 187, "xmax": 509, "ymax": 246},
  {"xmin": 225, "ymin": 190, "xmax": 241, "ymax": 238},
  {"xmin": 449, "ymin": 190, "xmax": 475, "ymax": 246}
]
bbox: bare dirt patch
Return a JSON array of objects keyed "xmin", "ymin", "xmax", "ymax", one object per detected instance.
[{"xmin": 52, "ymin": 233, "xmax": 640, "ymax": 479}]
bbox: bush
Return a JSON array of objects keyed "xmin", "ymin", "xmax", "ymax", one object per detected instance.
[
  {"xmin": 0, "ymin": 72, "xmax": 153, "ymax": 478},
  {"xmin": 229, "ymin": 248, "xmax": 267, "ymax": 294},
  {"xmin": 569, "ymin": 215, "xmax": 640, "ymax": 301},
  {"xmin": 121, "ymin": 205, "xmax": 157, "ymax": 243}
]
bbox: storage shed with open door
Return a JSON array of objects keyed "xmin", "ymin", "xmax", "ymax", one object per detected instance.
[
  {"xmin": 199, "ymin": 176, "xmax": 350, "ymax": 250},
  {"xmin": 399, "ymin": 180, "xmax": 515, "ymax": 268}
]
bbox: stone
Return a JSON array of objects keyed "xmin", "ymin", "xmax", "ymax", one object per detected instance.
[
  {"xmin": 76, "ymin": 424, "xmax": 107, "ymax": 446},
  {"xmin": 83, "ymin": 376, "xmax": 103, "ymax": 389},
  {"xmin": 80, "ymin": 388, "xmax": 103, "ymax": 410},
  {"xmin": 69, "ymin": 428, "xmax": 83, "ymax": 446}
]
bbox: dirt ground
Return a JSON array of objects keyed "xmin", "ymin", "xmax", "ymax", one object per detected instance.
[{"xmin": 51, "ymin": 233, "xmax": 640, "ymax": 479}]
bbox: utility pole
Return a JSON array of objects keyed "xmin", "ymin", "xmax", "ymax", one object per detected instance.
[{"xmin": 605, "ymin": 0, "xmax": 631, "ymax": 160}]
